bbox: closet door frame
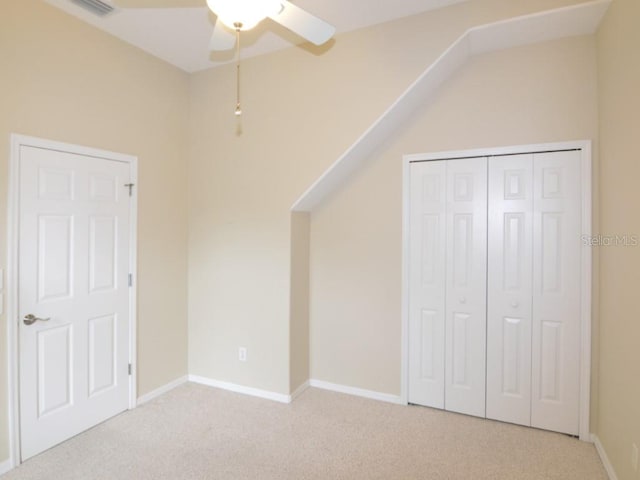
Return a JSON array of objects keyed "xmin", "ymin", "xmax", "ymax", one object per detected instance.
[{"xmin": 401, "ymin": 140, "xmax": 592, "ymax": 441}]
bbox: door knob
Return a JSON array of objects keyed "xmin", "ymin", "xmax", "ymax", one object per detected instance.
[
  {"xmin": 511, "ymin": 300, "xmax": 519, "ymax": 308},
  {"xmin": 23, "ymin": 314, "xmax": 50, "ymax": 326}
]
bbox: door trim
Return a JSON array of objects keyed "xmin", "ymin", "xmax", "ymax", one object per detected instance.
[
  {"xmin": 401, "ymin": 140, "xmax": 592, "ymax": 441},
  {"xmin": 6, "ymin": 134, "xmax": 138, "ymax": 466}
]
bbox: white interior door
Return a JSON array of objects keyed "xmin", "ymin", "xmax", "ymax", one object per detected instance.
[
  {"xmin": 531, "ymin": 150, "xmax": 581, "ymax": 435},
  {"xmin": 18, "ymin": 145, "xmax": 132, "ymax": 460},
  {"xmin": 444, "ymin": 158, "xmax": 487, "ymax": 418},
  {"xmin": 408, "ymin": 160, "xmax": 447, "ymax": 408},
  {"xmin": 486, "ymin": 154, "xmax": 533, "ymax": 425}
]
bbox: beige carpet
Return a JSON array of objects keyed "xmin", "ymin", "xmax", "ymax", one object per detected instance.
[{"xmin": 4, "ymin": 383, "xmax": 607, "ymax": 479}]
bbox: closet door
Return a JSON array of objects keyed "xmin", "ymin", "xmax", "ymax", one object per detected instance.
[
  {"xmin": 486, "ymin": 155, "xmax": 533, "ymax": 426},
  {"xmin": 408, "ymin": 160, "xmax": 447, "ymax": 408},
  {"xmin": 531, "ymin": 150, "xmax": 581, "ymax": 435},
  {"xmin": 444, "ymin": 158, "xmax": 487, "ymax": 418}
]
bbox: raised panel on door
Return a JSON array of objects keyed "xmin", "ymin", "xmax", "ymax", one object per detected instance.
[
  {"xmin": 37, "ymin": 324, "xmax": 73, "ymax": 417},
  {"xmin": 444, "ymin": 157, "xmax": 487, "ymax": 418},
  {"xmin": 37, "ymin": 215, "xmax": 74, "ymax": 302},
  {"xmin": 19, "ymin": 145, "xmax": 131, "ymax": 460},
  {"xmin": 531, "ymin": 150, "xmax": 581, "ymax": 435},
  {"xmin": 88, "ymin": 314, "xmax": 117, "ymax": 397},
  {"xmin": 89, "ymin": 216, "xmax": 118, "ymax": 293},
  {"xmin": 486, "ymin": 155, "xmax": 533, "ymax": 426},
  {"xmin": 408, "ymin": 161, "xmax": 447, "ymax": 408}
]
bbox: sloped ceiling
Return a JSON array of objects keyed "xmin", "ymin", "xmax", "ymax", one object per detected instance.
[
  {"xmin": 43, "ymin": 0, "xmax": 467, "ymax": 72},
  {"xmin": 291, "ymin": 0, "xmax": 611, "ymax": 212}
]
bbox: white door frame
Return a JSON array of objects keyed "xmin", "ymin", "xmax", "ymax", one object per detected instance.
[
  {"xmin": 6, "ymin": 134, "xmax": 138, "ymax": 467},
  {"xmin": 401, "ymin": 140, "xmax": 592, "ymax": 441}
]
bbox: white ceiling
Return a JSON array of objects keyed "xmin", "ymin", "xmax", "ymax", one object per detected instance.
[{"xmin": 43, "ymin": 0, "xmax": 467, "ymax": 72}]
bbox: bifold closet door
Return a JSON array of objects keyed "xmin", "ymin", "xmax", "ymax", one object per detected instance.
[
  {"xmin": 408, "ymin": 158, "xmax": 487, "ymax": 417},
  {"xmin": 444, "ymin": 158, "xmax": 487, "ymax": 418},
  {"xmin": 409, "ymin": 150, "xmax": 582, "ymax": 435},
  {"xmin": 486, "ymin": 150, "xmax": 582, "ymax": 435},
  {"xmin": 531, "ymin": 150, "xmax": 581, "ymax": 435},
  {"xmin": 408, "ymin": 160, "xmax": 447, "ymax": 408},
  {"xmin": 486, "ymin": 154, "xmax": 534, "ymax": 426}
]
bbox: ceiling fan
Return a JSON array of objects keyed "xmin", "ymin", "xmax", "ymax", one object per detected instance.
[
  {"xmin": 114, "ymin": 0, "xmax": 335, "ymax": 51},
  {"xmin": 114, "ymin": 0, "xmax": 335, "ymax": 115},
  {"xmin": 206, "ymin": 0, "xmax": 335, "ymax": 51}
]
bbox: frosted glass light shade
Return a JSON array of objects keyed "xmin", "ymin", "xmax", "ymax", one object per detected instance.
[{"xmin": 207, "ymin": 0, "xmax": 282, "ymax": 31}]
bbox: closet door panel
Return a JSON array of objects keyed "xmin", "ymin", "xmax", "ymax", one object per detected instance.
[
  {"xmin": 486, "ymin": 155, "xmax": 533, "ymax": 426},
  {"xmin": 531, "ymin": 150, "xmax": 581, "ymax": 435},
  {"xmin": 445, "ymin": 158, "xmax": 487, "ymax": 418},
  {"xmin": 408, "ymin": 161, "xmax": 447, "ymax": 408}
]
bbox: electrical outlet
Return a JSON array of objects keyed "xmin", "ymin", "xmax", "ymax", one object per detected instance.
[
  {"xmin": 632, "ymin": 443, "xmax": 638, "ymax": 472},
  {"xmin": 238, "ymin": 347, "xmax": 247, "ymax": 362}
]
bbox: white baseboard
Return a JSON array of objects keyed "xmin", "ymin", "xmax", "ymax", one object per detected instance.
[
  {"xmin": 189, "ymin": 375, "xmax": 291, "ymax": 404},
  {"xmin": 592, "ymin": 434, "xmax": 619, "ymax": 480},
  {"xmin": 136, "ymin": 375, "xmax": 188, "ymax": 406},
  {"xmin": 290, "ymin": 381, "xmax": 310, "ymax": 401},
  {"xmin": 0, "ymin": 458, "xmax": 14, "ymax": 475},
  {"xmin": 187, "ymin": 377, "xmax": 401, "ymax": 405},
  {"xmin": 309, "ymin": 379, "xmax": 404, "ymax": 405}
]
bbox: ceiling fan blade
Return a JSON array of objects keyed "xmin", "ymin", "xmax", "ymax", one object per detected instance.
[
  {"xmin": 209, "ymin": 18, "xmax": 236, "ymax": 51},
  {"xmin": 268, "ymin": 1, "xmax": 335, "ymax": 46},
  {"xmin": 114, "ymin": 0, "xmax": 205, "ymax": 8}
]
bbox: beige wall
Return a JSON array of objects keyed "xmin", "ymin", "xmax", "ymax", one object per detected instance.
[
  {"xmin": 0, "ymin": 0, "xmax": 189, "ymax": 461},
  {"xmin": 309, "ymin": 36, "xmax": 599, "ymax": 395},
  {"xmin": 187, "ymin": 0, "xmax": 589, "ymax": 396},
  {"xmin": 290, "ymin": 212, "xmax": 310, "ymax": 392},
  {"xmin": 596, "ymin": 0, "xmax": 640, "ymax": 478}
]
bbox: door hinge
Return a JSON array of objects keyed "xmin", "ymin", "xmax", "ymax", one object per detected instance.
[
  {"xmin": 128, "ymin": 273, "xmax": 133, "ymax": 287},
  {"xmin": 128, "ymin": 363, "xmax": 132, "ymax": 375},
  {"xmin": 124, "ymin": 183, "xmax": 135, "ymax": 197}
]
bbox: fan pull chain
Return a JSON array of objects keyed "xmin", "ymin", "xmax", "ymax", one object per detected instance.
[{"xmin": 234, "ymin": 23, "xmax": 242, "ymax": 116}]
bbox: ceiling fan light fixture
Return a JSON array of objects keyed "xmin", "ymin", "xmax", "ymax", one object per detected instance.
[{"xmin": 207, "ymin": 0, "xmax": 282, "ymax": 31}]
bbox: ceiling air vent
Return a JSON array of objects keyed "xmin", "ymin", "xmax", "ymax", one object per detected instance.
[{"xmin": 70, "ymin": 0, "xmax": 115, "ymax": 17}]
